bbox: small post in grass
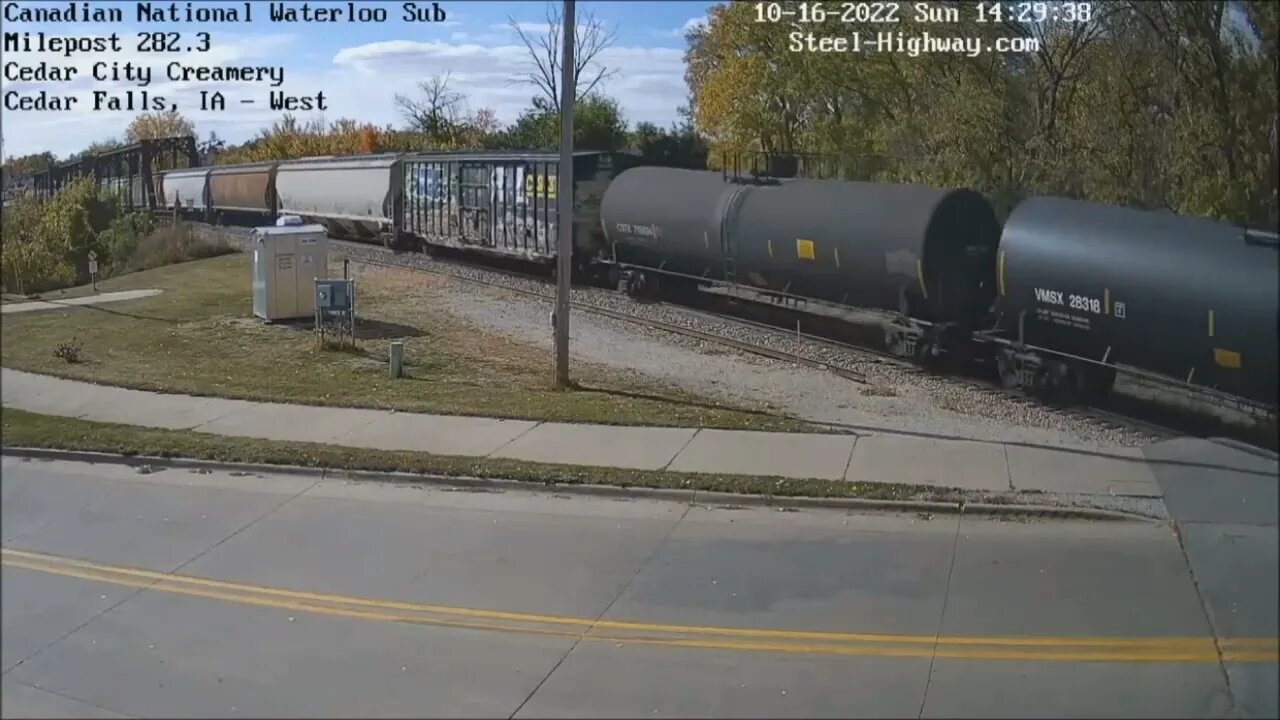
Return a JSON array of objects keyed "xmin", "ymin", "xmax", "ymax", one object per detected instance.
[
  {"xmin": 88, "ymin": 250, "xmax": 98, "ymax": 293},
  {"xmin": 390, "ymin": 341, "xmax": 404, "ymax": 378}
]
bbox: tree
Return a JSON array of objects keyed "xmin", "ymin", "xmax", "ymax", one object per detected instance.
[
  {"xmin": 391, "ymin": 73, "xmax": 505, "ymax": 149},
  {"xmin": 682, "ymin": 0, "xmax": 1277, "ymax": 224},
  {"xmin": 2, "ymin": 151, "xmax": 56, "ymax": 176},
  {"xmin": 197, "ymin": 131, "xmax": 226, "ymax": 165},
  {"xmin": 506, "ymin": 94, "xmax": 628, "ymax": 151},
  {"xmin": 395, "ymin": 72, "xmax": 465, "ymax": 138},
  {"xmin": 685, "ymin": 3, "xmax": 816, "ymax": 163},
  {"xmin": 126, "ymin": 111, "xmax": 196, "ymax": 142},
  {"xmin": 0, "ymin": 193, "xmax": 60, "ymax": 295},
  {"xmin": 66, "ymin": 138, "xmax": 125, "ymax": 161},
  {"xmin": 509, "ymin": 3, "xmax": 618, "ymax": 108},
  {"xmin": 1, "ymin": 177, "xmax": 118, "ymax": 293},
  {"xmin": 359, "ymin": 125, "xmax": 378, "ymax": 153},
  {"xmin": 630, "ymin": 121, "xmax": 708, "ymax": 168}
]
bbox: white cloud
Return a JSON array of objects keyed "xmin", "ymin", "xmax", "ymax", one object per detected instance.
[
  {"xmin": 656, "ymin": 17, "xmax": 705, "ymax": 38},
  {"xmin": 494, "ymin": 22, "xmax": 555, "ymax": 35},
  {"xmin": 3, "ymin": 33, "xmax": 688, "ymax": 157},
  {"xmin": 331, "ymin": 38, "xmax": 686, "ymax": 126},
  {"xmin": 682, "ymin": 17, "xmax": 707, "ymax": 34}
]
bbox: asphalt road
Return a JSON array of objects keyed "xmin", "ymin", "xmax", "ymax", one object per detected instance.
[{"xmin": 2, "ymin": 452, "xmax": 1276, "ymax": 719}]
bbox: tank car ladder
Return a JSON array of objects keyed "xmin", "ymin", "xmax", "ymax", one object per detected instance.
[{"xmin": 723, "ymin": 256, "xmax": 741, "ymax": 299}]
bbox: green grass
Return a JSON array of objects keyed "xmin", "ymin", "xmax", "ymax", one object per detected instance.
[
  {"xmin": 0, "ymin": 408, "xmax": 943, "ymax": 501},
  {"xmin": 1, "ymin": 252, "xmax": 811, "ymax": 432}
]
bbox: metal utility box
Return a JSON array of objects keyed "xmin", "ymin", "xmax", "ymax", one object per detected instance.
[
  {"xmin": 250, "ymin": 224, "xmax": 329, "ymax": 322},
  {"xmin": 314, "ymin": 278, "xmax": 357, "ymax": 347}
]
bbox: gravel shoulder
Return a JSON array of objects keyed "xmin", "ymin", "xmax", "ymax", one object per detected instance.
[{"xmin": 427, "ymin": 275, "xmax": 1147, "ymax": 449}]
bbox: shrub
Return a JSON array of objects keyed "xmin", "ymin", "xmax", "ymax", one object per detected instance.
[
  {"xmin": 53, "ymin": 337, "xmax": 84, "ymax": 363},
  {"xmin": 124, "ymin": 224, "xmax": 235, "ymax": 272},
  {"xmin": 100, "ymin": 212, "xmax": 155, "ymax": 271},
  {"xmin": 2, "ymin": 193, "xmax": 76, "ymax": 294}
]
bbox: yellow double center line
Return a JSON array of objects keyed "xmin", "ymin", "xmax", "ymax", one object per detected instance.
[{"xmin": 4, "ymin": 547, "xmax": 1277, "ymax": 663}]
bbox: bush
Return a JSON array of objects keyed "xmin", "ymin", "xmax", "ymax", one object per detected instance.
[
  {"xmin": 2, "ymin": 192, "xmax": 76, "ymax": 295},
  {"xmin": 100, "ymin": 212, "xmax": 155, "ymax": 271},
  {"xmin": 53, "ymin": 338, "xmax": 84, "ymax": 364},
  {"xmin": 2, "ymin": 175, "xmax": 238, "ymax": 293},
  {"xmin": 124, "ymin": 224, "xmax": 235, "ymax": 272}
]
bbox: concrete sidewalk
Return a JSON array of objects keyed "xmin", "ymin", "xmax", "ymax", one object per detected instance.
[
  {"xmin": 1, "ymin": 368, "xmax": 1166, "ymax": 499},
  {"xmin": 1, "ymin": 289, "xmax": 163, "ymax": 315}
]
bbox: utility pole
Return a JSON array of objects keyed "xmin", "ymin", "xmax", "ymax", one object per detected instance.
[{"xmin": 554, "ymin": 0, "xmax": 575, "ymax": 389}]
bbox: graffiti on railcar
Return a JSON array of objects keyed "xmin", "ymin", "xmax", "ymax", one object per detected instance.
[
  {"xmin": 492, "ymin": 163, "xmax": 557, "ymax": 254},
  {"xmin": 408, "ymin": 164, "xmax": 446, "ymax": 203},
  {"xmin": 401, "ymin": 159, "xmax": 560, "ymax": 257},
  {"xmin": 404, "ymin": 161, "xmax": 459, "ymax": 237}
]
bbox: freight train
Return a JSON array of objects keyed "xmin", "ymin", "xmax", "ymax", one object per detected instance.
[
  {"xmin": 603, "ymin": 168, "xmax": 1278, "ymax": 411},
  {"xmin": 142, "ymin": 152, "xmax": 1277, "ymax": 414},
  {"xmin": 154, "ymin": 150, "xmax": 636, "ymax": 277}
]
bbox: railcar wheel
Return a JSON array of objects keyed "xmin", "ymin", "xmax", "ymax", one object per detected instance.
[
  {"xmin": 624, "ymin": 272, "xmax": 648, "ymax": 299},
  {"xmin": 885, "ymin": 330, "xmax": 910, "ymax": 358},
  {"xmin": 915, "ymin": 340, "xmax": 942, "ymax": 370},
  {"xmin": 997, "ymin": 352, "xmax": 1021, "ymax": 390},
  {"xmin": 1079, "ymin": 365, "xmax": 1117, "ymax": 400}
]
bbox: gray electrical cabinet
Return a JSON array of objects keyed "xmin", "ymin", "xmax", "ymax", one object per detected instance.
[{"xmin": 250, "ymin": 224, "xmax": 329, "ymax": 322}]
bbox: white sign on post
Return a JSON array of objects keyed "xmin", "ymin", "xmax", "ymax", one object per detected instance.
[{"xmin": 88, "ymin": 259, "xmax": 99, "ymax": 275}]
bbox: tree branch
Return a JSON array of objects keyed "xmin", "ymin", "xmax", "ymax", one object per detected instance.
[{"xmin": 508, "ymin": 3, "xmax": 619, "ymax": 107}]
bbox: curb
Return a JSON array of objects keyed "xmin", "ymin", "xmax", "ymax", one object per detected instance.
[
  {"xmin": 2, "ymin": 447, "xmax": 1156, "ymax": 522},
  {"xmin": 1207, "ymin": 437, "xmax": 1279, "ymax": 461}
]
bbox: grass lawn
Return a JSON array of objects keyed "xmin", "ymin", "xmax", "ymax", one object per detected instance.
[
  {"xmin": 0, "ymin": 408, "xmax": 936, "ymax": 501},
  {"xmin": 1, "ymin": 252, "xmax": 809, "ymax": 431}
]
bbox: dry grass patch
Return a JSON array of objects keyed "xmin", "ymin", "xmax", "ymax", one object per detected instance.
[{"xmin": 1, "ymin": 252, "xmax": 812, "ymax": 431}]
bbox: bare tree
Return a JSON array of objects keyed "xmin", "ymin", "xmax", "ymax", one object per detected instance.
[
  {"xmin": 508, "ymin": 3, "xmax": 618, "ymax": 108},
  {"xmin": 395, "ymin": 72, "xmax": 465, "ymax": 136}
]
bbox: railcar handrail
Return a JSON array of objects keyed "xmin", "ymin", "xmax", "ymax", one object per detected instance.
[{"xmin": 1243, "ymin": 228, "xmax": 1279, "ymax": 247}]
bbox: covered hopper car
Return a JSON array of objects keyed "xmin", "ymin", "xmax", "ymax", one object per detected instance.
[
  {"xmin": 208, "ymin": 162, "xmax": 279, "ymax": 223},
  {"xmin": 276, "ymin": 154, "xmax": 404, "ymax": 242},
  {"xmin": 158, "ymin": 166, "xmax": 212, "ymax": 217}
]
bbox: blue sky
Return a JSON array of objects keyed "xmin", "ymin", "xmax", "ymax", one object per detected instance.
[{"xmin": 1, "ymin": 0, "xmax": 716, "ymax": 158}]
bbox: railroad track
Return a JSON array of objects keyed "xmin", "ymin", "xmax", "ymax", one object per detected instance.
[
  {"xmin": 670, "ymin": 291, "xmax": 1196, "ymax": 443},
  {"xmin": 661, "ymin": 292, "xmax": 1179, "ymax": 439},
  {"xmin": 331, "ymin": 242, "xmax": 870, "ymax": 386}
]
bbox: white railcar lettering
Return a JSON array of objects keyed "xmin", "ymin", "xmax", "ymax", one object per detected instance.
[
  {"xmin": 1038, "ymin": 288, "xmax": 1105, "ymax": 315},
  {"xmin": 1034, "ymin": 288, "xmax": 1064, "ymax": 305}
]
